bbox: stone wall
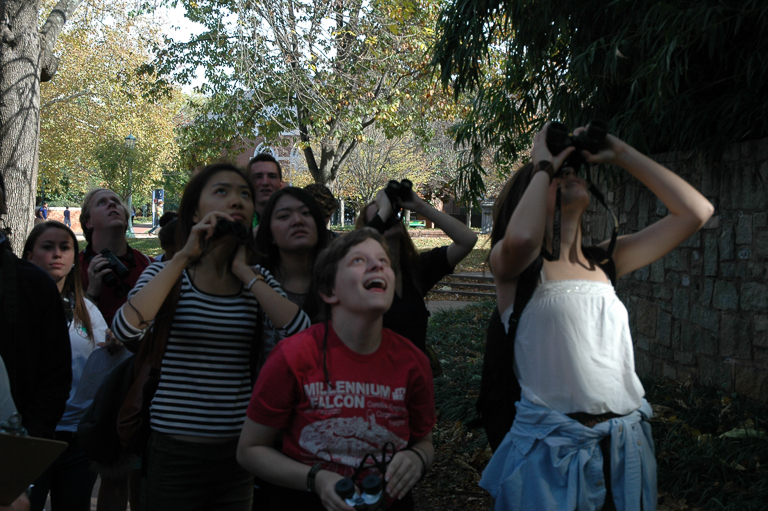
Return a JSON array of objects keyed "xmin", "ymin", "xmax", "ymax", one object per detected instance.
[{"xmin": 581, "ymin": 138, "xmax": 768, "ymax": 401}]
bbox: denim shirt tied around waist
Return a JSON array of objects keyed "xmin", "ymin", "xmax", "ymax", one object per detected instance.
[{"xmin": 480, "ymin": 398, "xmax": 657, "ymax": 511}]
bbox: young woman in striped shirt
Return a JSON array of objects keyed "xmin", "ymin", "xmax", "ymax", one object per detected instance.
[{"xmin": 112, "ymin": 163, "xmax": 309, "ymax": 511}]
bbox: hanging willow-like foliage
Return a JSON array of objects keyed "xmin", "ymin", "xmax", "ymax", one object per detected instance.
[{"xmin": 431, "ymin": 0, "xmax": 768, "ymax": 202}]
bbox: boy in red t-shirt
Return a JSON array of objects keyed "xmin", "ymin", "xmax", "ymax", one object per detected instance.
[{"xmin": 238, "ymin": 229, "xmax": 435, "ymax": 511}]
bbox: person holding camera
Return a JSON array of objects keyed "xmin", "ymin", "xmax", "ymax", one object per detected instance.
[
  {"xmin": 78, "ymin": 188, "xmax": 153, "ymax": 511},
  {"xmin": 355, "ymin": 182, "xmax": 477, "ymax": 355},
  {"xmin": 111, "ymin": 163, "xmax": 309, "ymax": 510},
  {"xmin": 238, "ymin": 229, "xmax": 435, "ymax": 511},
  {"xmin": 480, "ymin": 122, "xmax": 713, "ymax": 510},
  {"xmin": 79, "ymin": 188, "xmax": 154, "ymax": 327}
]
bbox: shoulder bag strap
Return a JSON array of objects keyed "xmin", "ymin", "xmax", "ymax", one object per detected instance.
[{"xmin": 133, "ymin": 278, "xmax": 183, "ymax": 377}]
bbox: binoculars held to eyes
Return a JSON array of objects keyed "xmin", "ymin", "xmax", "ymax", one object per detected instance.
[
  {"xmin": 384, "ymin": 179, "xmax": 413, "ymax": 206},
  {"xmin": 210, "ymin": 219, "xmax": 250, "ymax": 245},
  {"xmin": 545, "ymin": 121, "xmax": 608, "ymax": 174}
]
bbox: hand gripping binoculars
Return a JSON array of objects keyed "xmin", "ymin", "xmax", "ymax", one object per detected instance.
[
  {"xmin": 383, "ymin": 179, "xmax": 413, "ymax": 206},
  {"xmin": 545, "ymin": 121, "xmax": 608, "ymax": 173},
  {"xmin": 335, "ymin": 474, "xmax": 384, "ymax": 510}
]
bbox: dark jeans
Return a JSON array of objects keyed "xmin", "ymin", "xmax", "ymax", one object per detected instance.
[
  {"xmin": 142, "ymin": 432, "xmax": 253, "ymax": 511},
  {"xmin": 29, "ymin": 434, "xmax": 98, "ymax": 511}
]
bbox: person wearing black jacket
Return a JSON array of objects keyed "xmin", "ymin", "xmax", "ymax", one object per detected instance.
[{"xmin": 0, "ymin": 173, "xmax": 71, "ymax": 439}]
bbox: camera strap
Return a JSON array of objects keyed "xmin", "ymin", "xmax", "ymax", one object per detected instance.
[
  {"xmin": 540, "ymin": 164, "xmax": 618, "ymax": 263},
  {"xmin": 349, "ymin": 441, "xmax": 396, "ymax": 490},
  {"xmin": 540, "ymin": 186, "xmax": 562, "ymax": 261}
]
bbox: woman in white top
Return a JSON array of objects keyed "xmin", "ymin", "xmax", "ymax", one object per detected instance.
[
  {"xmin": 481, "ymin": 122, "xmax": 713, "ymax": 511},
  {"xmin": 23, "ymin": 221, "xmax": 121, "ymax": 511}
]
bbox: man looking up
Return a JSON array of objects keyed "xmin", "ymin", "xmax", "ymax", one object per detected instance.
[
  {"xmin": 78, "ymin": 188, "xmax": 153, "ymax": 327},
  {"xmin": 248, "ymin": 153, "xmax": 284, "ymax": 225}
]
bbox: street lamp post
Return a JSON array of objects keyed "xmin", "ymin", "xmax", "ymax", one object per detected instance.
[{"xmin": 125, "ymin": 133, "xmax": 136, "ymax": 237}]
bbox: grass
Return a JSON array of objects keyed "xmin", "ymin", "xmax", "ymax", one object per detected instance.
[
  {"xmin": 425, "ymin": 300, "xmax": 768, "ymax": 511},
  {"xmin": 412, "ymin": 233, "xmax": 491, "ymax": 274}
]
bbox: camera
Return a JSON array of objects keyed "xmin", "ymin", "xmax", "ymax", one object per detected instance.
[
  {"xmin": 384, "ymin": 179, "xmax": 413, "ymax": 205},
  {"xmin": 210, "ymin": 219, "xmax": 250, "ymax": 245},
  {"xmin": 545, "ymin": 121, "xmax": 608, "ymax": 174},
  {"xmin": 100, "ymin": 249, "xmax": 130, "ymax": 287}
]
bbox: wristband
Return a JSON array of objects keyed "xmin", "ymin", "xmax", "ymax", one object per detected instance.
[
  {"xmin": 306, "ymin": 463, "xmax": 323, "ymax": 493},
  {"xmin": 534, "ymin": 161, "xmax": 554, "ymax": 182},
  {"xmin": 404, "ymin": 447, "xmax": 427, "ymax": 477},
  {"xmin": 246, "ymin": 274, "xmax": 265, "ymax": 289}
]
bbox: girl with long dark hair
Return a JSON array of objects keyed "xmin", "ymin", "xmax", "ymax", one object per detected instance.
[
  {"xmin": 111, "ymin": 163, "xmax": 309, "ymax": 510},
  {"xmin": 253, "ymin": 187, "xmax": 328, "ymax": 357}
]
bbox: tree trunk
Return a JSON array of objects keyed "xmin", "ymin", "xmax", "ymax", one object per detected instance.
[
  {"xmin": 0, "ymin": 0, "xmax": 80, "ymax": 255},
  {"xmin": 0, "ymin": 0, "xmax": 42, "ymax": 255}
]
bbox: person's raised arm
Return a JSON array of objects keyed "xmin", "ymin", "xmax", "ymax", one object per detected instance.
[
  {"xmin": 399, "ymin": 191, "xmax": 478, "ymax": 267},
  {"xmin": 490, "ymin": 124, "xmax": 575, "ymax": 284},
  {"xmin": 231, "ymin": 247, "xmax": 304, "ymax": 330},
  {"xmin": 584, "ymin": 131, "xmax": 714, "ymax": 278},
  {"xmin": 117, "ymin": 211, "xmax": 224, "ymax": 331},
  {"xmin": 237, "ymin": 419, "xmax": 354, "ymax": 511}
]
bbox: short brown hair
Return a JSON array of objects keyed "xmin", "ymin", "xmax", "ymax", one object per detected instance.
[
  {"xmin": 80, "ymin": 188, "xmax": 129, "ymax": 244},
  {"xmin": 247, "ymin": 153, "xmax": 282, "ymax": 181},
  {"xmin": 313, "ymin": 229, "xmax": 390, "ymax": 299}
]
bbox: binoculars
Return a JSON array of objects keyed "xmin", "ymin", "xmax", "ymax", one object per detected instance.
[
  {"xmin": 100, "ymin": 248, "xmax": 130, "ymax": 287},
  {"xmin": 384, "ymin": 179, "xmax": 413, "ymax": 206},
  {"xmin": 335, "ymin": 474, "xmax": 384, "ymax": 510},
  {"xmin": 545, "ymin": 121, "xmax": 608, "ymax": 173},
  {"xmin": 210, "ymin": 219, "xmax": 250, "ymax": 245}
]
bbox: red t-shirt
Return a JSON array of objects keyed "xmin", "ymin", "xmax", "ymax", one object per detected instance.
[
  {"xmin": 247, "ymin": 323, "xmax": 435, "ymax": 478},
  {"xmin": 79, "ymin": 245, "xmax": 154, "ymax": 327}
]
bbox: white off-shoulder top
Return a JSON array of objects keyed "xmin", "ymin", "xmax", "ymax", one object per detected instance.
[{"xmin": 501, "ymin": 274, "xmax": 644, "ymax": 415}]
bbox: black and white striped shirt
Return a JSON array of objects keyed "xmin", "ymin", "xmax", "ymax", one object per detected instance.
[{"xmin": 112, "ymin": 262, "xmax": 310, "ymax": 437}]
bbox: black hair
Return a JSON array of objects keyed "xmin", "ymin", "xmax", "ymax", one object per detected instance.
[
  {"xmin": 176, "ymin": 163, "xmax": 256, "ymax": 253},
  {"xmin": 254, "ymin": 187, "xmax": 329, "ymax": 273}
]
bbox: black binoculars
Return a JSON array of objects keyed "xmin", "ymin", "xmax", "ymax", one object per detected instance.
[
  {"xmin": 384, "ymin": 179, "xmax": 413, "ymax": 206},
  {"xmin": 100, "ymin": 248, "xmax": 130, "ymax": 287},
  {"xmin": 545, "ymin": 121, "xmax": 608, "ymax": 173},
  {"xmin": 335, "ymin": 474, "xmax": 384, "ymax": 510},
  {"xmin": 210, "ymin": 219, "xmax": 250, "ymax": 245}
]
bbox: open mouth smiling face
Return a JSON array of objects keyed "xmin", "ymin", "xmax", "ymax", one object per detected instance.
[{"xmin": 362, "ymin": 277, "xmax": 387, "ymax": 292}]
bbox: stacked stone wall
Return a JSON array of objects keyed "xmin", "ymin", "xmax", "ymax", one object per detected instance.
[{"xmin": 582, "ymin": 138, "xmax": 768, "ymax": 400}]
